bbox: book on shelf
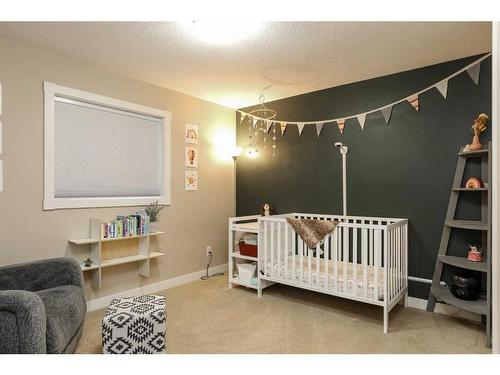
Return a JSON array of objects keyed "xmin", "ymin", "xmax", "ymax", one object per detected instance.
[{"xmin": 101, "ymin": 212, "xmax": 151, "ymax": 239}]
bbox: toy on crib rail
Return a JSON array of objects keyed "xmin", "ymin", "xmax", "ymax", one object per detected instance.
[
  {"xmin": 467, "ymin": 245, "xmax": 484, "ymax": 262},
  {"xmin": 260, "ymin": 203, "xmax": 275, "ymax": 216}
]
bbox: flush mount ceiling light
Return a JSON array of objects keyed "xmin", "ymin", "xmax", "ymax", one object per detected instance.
[{"xmin": 181, "ymin": 21, "xmax": 262, "ymax": 45}]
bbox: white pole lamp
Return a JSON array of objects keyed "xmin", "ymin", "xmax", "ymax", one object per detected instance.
[
  {"xmin": 231, "ymin": 146, "xmax": 243, "ymax": 215},
  {"xmin": 334, "ymin": 142, "xmax": 348, "ymax": 217}
]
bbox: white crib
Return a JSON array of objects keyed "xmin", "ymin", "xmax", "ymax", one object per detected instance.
[{"xmin": 258, "ymin": 213, "xmax": 408, "ymax": 333}]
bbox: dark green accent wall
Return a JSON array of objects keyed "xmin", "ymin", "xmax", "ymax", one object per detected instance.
[{"xmin": 236, "ymin": 55, "xmax": 492, "ymax": 299}]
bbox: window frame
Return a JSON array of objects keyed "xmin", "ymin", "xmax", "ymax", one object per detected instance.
[{"xmin": 43, "ymin": 81, "xmax": 171, "ymax": 210}]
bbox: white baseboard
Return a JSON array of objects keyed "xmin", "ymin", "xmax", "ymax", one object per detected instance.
[
  {"xmin": 87, "ymin": 263, "xmax": 228, "ymax": 311},
  {"xmin": 407, "ymin": 296, "xmax": 481, "ymax": 323}
]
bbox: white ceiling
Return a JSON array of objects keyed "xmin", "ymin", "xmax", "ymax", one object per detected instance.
[{"xmin": 0, "ymin": 22, "xmax": 492, "ymax": 108}]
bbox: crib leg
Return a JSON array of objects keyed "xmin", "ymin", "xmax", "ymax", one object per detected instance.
[
  {"xmin": 404, "ymin": 290, "xmax": 409, "ymax": 307},
  {"xmin": 383, "ymin": 307, "xmax": 389, "ymax": 334},
  {"xmin": 257, "ymin": 288, "xmax": 262, "ymax": 297}
]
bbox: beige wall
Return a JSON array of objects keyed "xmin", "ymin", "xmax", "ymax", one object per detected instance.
[{"xmin": 0, "ymin": 37, "xmax": 236, "ymax": 301}]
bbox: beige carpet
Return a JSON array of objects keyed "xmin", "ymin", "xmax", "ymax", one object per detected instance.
[{"xmin": 76, "ymin": 275, "xmax": 490, "ymax": 354}]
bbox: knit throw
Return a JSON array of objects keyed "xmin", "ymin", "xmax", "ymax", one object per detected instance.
[{"xmin": 286, "ymin": 218, "xmax": 339, "ymax": 249}]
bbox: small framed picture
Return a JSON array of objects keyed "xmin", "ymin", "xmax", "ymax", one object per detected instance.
[
  {"xmin": 185, "ymin": 146, "xmax": 198, "ymax": 168},
  {"xmin": 185, "ymin": 123, "xmax": 199, "ymax": 144},
  {"xmin": 185, "ymin": 170, "xmax": 198, "ymax": 191}
]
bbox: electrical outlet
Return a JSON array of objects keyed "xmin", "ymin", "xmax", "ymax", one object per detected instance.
[{"xmin": 206, "ymin": 246, "xmax": 213, "ymax": 256}]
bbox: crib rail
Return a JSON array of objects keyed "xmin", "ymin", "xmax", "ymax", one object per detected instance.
[{"xmin": 258, "ymin": 213, "xmax": 408, "ymax": 313}]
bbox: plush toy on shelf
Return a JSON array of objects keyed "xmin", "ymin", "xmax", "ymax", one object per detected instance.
[
  {"xmin": 83, "ymin": 258, "xmax": 93, "ymax": 268},
  {"xmin": 465, "ymin": 113, "xmax": 488, "ymax": 151},
  {"xmin": 467, "ymin": 245, "xmax": 484, "ymax": 262}
]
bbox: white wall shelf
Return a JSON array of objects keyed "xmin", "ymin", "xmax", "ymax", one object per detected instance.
[{"xmin": 70, "ymin": 218, "xmax": 165, "ymax": 288}]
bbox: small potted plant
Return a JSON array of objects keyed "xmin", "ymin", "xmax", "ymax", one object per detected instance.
[
  {"xmin": 145, "ymin": 201, "xmax": 164, "ymax": 233},
  {"xmin": 468, "ymin": 113, "xmax": 488, "ymax": 151}
]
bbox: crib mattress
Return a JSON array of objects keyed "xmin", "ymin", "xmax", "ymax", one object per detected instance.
[{"xmin": 265, "ymin": 258, "xmax": 385, "ymax": 300}]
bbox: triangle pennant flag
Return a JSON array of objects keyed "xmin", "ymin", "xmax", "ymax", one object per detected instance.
[
  {"xmin": 280, "ymin": 122, "xmax": 287, "ymax": 135},
  {"xmin": 266, "ymin": 120, "xmax": 273, "ymax": 133},
  {"xmin": 407, "ymin": 94, "xmax": 419, "ymax": 111},
  {"xmin": 466, "ymin": 63, "xmax": 481, "ymax": 85},
  {"xmin": 435, "ymin": 80, "xmax": 448, "ymax": 99},
  {"xmin": 297, "ymin": 122, "xmax": 306, "ymax": 136},
  {"xmin": 381, "ymin": 105, "xmax": 392, "ymax": 125},
  {"xmin": 381, "ymin": 106, "xmax": 393, "ymax": 124},
  {"xmin": 357, "ymin": 114, "xmax": 367, "ymax": 130},
  {"xmin": 336, "ymin": 119, "xmax": 345, "ymax": 134},
  {"xmin": 316, "ymin": 122, "xmax": 324, "ymax": 137}
]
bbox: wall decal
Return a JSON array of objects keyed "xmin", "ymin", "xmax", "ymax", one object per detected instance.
[{"xmin": 185, "ymin": 123, "xmax": 199, "ymax": 144}]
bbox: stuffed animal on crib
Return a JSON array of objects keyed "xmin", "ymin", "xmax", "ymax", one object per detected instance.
[{"xmin": 260, "ymin": 203, "xmax": 275, "ymax": 216}]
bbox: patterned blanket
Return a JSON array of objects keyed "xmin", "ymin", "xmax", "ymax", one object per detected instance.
[{"xmin": 286, "ymin": 217, "xmax": 339, "ymax": 248}]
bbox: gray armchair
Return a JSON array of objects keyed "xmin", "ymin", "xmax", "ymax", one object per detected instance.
[{"xmin": 0, "ymin": 258, "xmax": 87, "ymax": 354}]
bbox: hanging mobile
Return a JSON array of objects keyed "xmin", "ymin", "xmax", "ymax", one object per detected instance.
[{"xmin": 249, "ymin": 87, "xmax": 277, "ymax": 155}]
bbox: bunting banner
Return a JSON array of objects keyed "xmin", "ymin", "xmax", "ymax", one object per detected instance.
[
  {"xmin": 297, "ymin": 122, "xmax": 306, "ymax": 135},
  {"xmin": 435, "ymin": 80, "xmax": 448, "ymax": 99},
  {"xmin": 357, "ymin": 114, "xmax": 367, "ymax": 130},
  {"xmin": 280, "ymin": 122, "xmax": 287, "ymax": 135},
  {"xmin": 381, "ymin": 106, "xmax": 393, "ymax": 125},
  {"xmin": 407, "ymin": 94, "xmax": 419, "ymax": 111},
  {"xmin": 266, "ymin": 120, "xmax": 273, "ymax": 133},
  {"xmin": 316, "ymin": 122, "xmax": 324, "ymax": 137},
  {"xmin": 466, "ymin": 64, "xmax": 480, "ymax": 85},
  {"xmin": 337, "ymin": 119, "xmax": 345, "ymax": 134},
  {"xmin": 236, "ymin": 53, "xmax": 489, "ymax": 138}
]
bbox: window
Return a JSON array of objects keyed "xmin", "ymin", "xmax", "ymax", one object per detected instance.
[{"xmin": 43, "ymin": 82, "xmax": 171, "ymax": 209}]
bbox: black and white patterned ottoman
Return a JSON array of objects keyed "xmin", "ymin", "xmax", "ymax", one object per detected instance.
[{"xmin": 102, "ymin": 295, "xmax": 166, "ymax": 354}]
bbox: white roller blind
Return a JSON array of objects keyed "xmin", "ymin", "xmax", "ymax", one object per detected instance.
[{"xmin": 54, "ymin": 98, "xmax": 163, "ymax": 198}]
